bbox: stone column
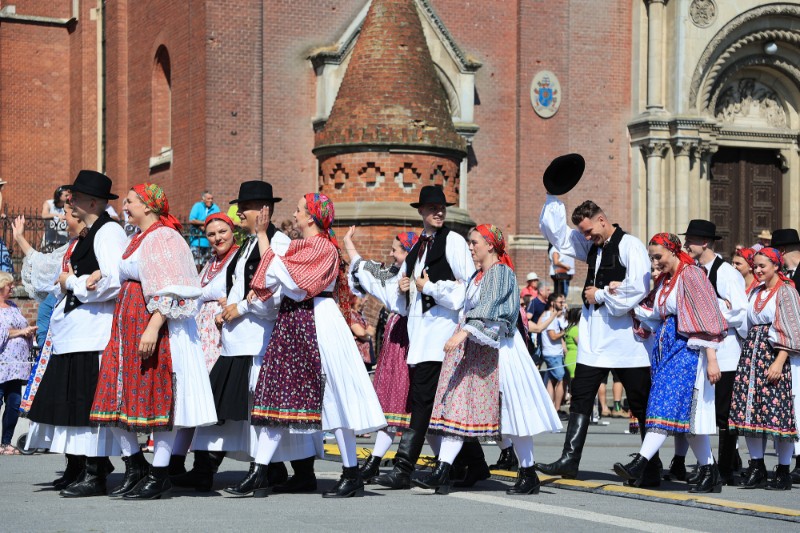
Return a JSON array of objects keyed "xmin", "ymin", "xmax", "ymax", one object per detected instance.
[
  {"xmin": 641, "ymin": 141, "xmax": 669, "ymax": 238},
  {"xmin": 672, "ymin": 140, "xmax": 695, "ymax": 233},
  {"xmin": 689, "ymin": 145, "xmax": 702, "ymax": 220},
  {"xmin": 699, "ymin": 145, "xmax": 718, "ymax": 219},
  {"xmin": 646, "ymin": 0, "xmax": 667, "ymax": 111}
]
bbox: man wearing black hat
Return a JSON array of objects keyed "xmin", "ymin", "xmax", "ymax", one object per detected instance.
[
  {"xmin": 27, "ymin": 170, "xmax": 128, "ymax": 497},
  {"xmin": 373, "ymin": 185, "xmax": 489, "ymax": 489},
  {"xmin": 771, "ymin": 227, "xmax": 800, "ymax": 484},
  {"xmin": 178, "ymin": 181, "xmax": 321, "ymax": 496},
  {"xmin": 536, "ymin": 181, "xmax": 657, "ymax": 485},
  {"xmin": 679, "ymin": 219, "xmax": 748, "ymax": 485}
]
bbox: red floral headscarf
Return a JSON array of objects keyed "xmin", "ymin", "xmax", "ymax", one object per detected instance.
[
  {"xmin": 304, "ymin": 193, "xmax": 337, "ymax": 246},
  {"xmin": 397, "ymin": 231, "xmax": 418, "ymax": 252},
  {"xmin": 132, "ymin": 183, "xmax": 182, "ymax": 231},
  {"xmin": 204, "ymin": 212, "xmax": 236, "ymax": 230},
  {"xmin": 734, "ymin": 247, "xmax": 756, "ymax": 270},
  {"xmin": 756, "ymin": 247, "xmax": 794, "ymax": 286},
  {"xmin": 649, "ymin": 232, "xmax": 694, "ymax": 266},
  {"xmin": 474, "ymin": 224, "xmax": 514, "ymax": 281}
]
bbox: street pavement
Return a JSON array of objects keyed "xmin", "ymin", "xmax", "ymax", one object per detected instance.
[{"xmin": 2, "ymin": 417, "xmax": 798, "ymax": 532}]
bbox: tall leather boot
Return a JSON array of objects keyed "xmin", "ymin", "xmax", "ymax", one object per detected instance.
[
  {"xmin": 223, "ymin": 462, "xmax": 270, "ymax": 497},
  {"xmin": 534, "ymin": 413, "xmax": 589, "ymax": 479},
  {"xmin": 266, "ymin": 462, "xmax": 289, "ymax": 486},
  {"xmin": 373, "ymin": 428, "xmax": 418, "ymax": 489},
  {"xmin": 60, "ymin": 457, "xmax": 115, "ymax": 498},
  {"xmin": 322, "ymin": 466, "xmax": 365, "ymax": 498},
  {"xmin": 168, "ymin": 454, "xmax": 187, "ymax": 477},
  {"xmin": 110, "ymin": 452, "xmax": 150, "ymax": 497},
  {"xmin": 53, "ymin": 454, "xmax": 86, "ymax": 490},
  {"xmin": 717, "ymin": 429, "xmax": 738, "ymax": 486},
  {"xmin": 613, "ymin": 453, "xmax": 649, "ymax": 486},
  {"xmin": 413, "ymin": 461, "xmax": 453, "ymax": 495},
  {"xmin": 171, "ymin": 451, "xmax": 226, "ymax": 492},
  {"xmin": 123, "ymin": 466, "xmax": 172, "ymax": 500},
  {"xmin": 273, "ymin": 456, "xmax": 317, "ymax": 493}
]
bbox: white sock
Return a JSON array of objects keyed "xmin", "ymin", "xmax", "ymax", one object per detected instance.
[
  {"xmin": 776, "ymin": 440, "xmax": 794, "ymax": 465},
  {"xmin": 112, "ymin": 428, "xmax": 140, "ymax": 457},
  {"xmin": 334, "ymin": 428, "xmax": 358, "ymax": 468},
  {"xmin": 426, "ymin": 434, "xmax": 441, "ymax": 457},
  {"xmin": 674, "ymin": 434, "xmax": 690, "ymax": 457},
  {"xmin": 372, "ymin": 430, "xmax": 395, "ymax": 458},
  {"xmin": 509, "ymin": 435, "xmax": 535, "ymax": 468},
  {"xmin": 254, "ymin": 427, "xmax": 284, "ymax": 466},
  {"xmin": 152, "ymin": 429, "xmax": 177, "ymax": 467},
  {"xmin": 438, "ymin": 436, "xmax": 464, "ymax": 465},
  {"xmin": 745, "ymin": 436, "xmax": 765, "ymax": 460},
  {"xmin": 639, "ymin": 432, "xmax": 667, "ymax": 460},
  {"xmin": 687, "ymin": 435, "xmax": 713, "ymax": 466},
  {"xmin": 499, "ymin": 437, "xmax": 513, "ymax": 450},
  {"xmin": 171, "ymin": 427, "xmax": 194, "ymax": 457}
]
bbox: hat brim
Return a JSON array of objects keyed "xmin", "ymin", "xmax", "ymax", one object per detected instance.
[
  {"xmin": 679, "ymin": 232, "xmax": 723, "ymax": 241},
  {"xmin": 543, "ymin": 153, "xmax": 586, "ymax": 196},
  {"xmin": 63, "ymin": 184, "xmax": 119, "ymax": 200},
  {"xmin": 771, "ymin": 239, "xmax": 800, "ymax": 247},
  {"xmin": 410, "ymin": 201, "xmax": 457, "ymax": 208},
  {"xmin": 230, "ymin": 197, "xmax": 282, "ymax": 205}
]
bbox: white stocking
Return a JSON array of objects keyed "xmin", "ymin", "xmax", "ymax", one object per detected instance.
[
  {"xmin": 745, "ymin": 436, "xmax": 765, "ymax": 460},
  {"xmin": 426, "ymin": 434, "xmax": 441, "ymax": 457},
  {"xmin": 438, "ymin": 436, "xmax": 464, "ymax": 465},
  {"xmin": 687, "ymin": 434, "xmax": 713, "ymax": 466},
  {"xmin": 776, "ymin": 440, "xmax": 794, "ymax": 465},
  {"xmin": 639, "ymin": 432, "xmax": 667, "ymax": 460},
  {"xmin": 372, "ymin": 430, "xmax": 395, "ymax": 458},
  {"xmin": 673, "ymin": 434, "xmax": 690, "ymax": 457},
  {"xmin": 112, "ymin": 428, "xmax": 140, "ymax": 457},
  {"xmin": 509, "ymin": 436, "xmax": 535, "ymax": 468},
  {"xmin": 152, "ymin": 429, "xmax": 177, "ymax": 467},
  {"xmin": 334, "ymin": 428, "xmax": 358, "ymax": 468},
  {"xmin": 254, "ymin": 427, "xmax": 284, "ymax": 466},
  {"xmin": 498, "ymin": 437, "xmax": 513, "ymax": 450}
]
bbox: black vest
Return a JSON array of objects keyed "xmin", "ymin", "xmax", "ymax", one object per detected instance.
[
  {"xmin": 404, "ymin": 226, "xmax": 456, "ymax": 313},
  {"xmin": 225, "ymin": 224, "xmax": 277, "ymax": 296},
  {"xmin": 584, "ymin": 225, "xmax": 627, "ymax": 309},
  {"xmin": 705, "ymin": 255, "xmax": 725, "ymax": 300},
  {"xmin": 65, "ymin": 212, "xmax": 116, "ymax": 313}
]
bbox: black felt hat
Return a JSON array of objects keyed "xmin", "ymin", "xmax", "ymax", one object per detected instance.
[
  {"xmin": 771, "ymin": 228, "xmax": 800, "ymax": 248},
  {"xmin": 543, "ymin": 153, "xmax": 586, "ymax": 196},
  {"xmin": 410, "ymin": 185, "xmax": 455, "ymax": 208},
  {"xmin": 63, "ymin": 170, "xmax": 118, "ymax": 200},
  {"xmin": 680, "ymin": 219, "xmax": 722, "ymax": 241},
  {"xmin": 230, "ymin": 180, "xmax": 282, "ymax": 204}
]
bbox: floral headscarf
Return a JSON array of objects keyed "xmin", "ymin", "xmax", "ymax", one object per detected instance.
[
  {"xmin": 304, "ymin": 193, "xmax": 337, "ymax": 246},
  {"xmin": 649, "ymin": 232, "xmax": 694, "ymax": 266},
  {"xmin": 204, "ymin": 212, "xmax": 236, "ymax": 230},
  {"xmin": 397, "ymin": 231, "xmax": 418, "ymax": 252},
  {"xmin": 132, "ymin": 183, "xmax": 182, "ymax": 231},
  {"xmin": 756, "ymin": 247, "xmax": 794, "ymax": 287},
  {"xmin": 734, "ymin": 247, "xmax": 756, "ymax": 270},
  {"xmin": 474, "ymin": 224, "xmax": 514, "ymax": 281}
]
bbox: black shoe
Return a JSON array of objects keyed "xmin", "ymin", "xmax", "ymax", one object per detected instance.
[
  {"xmin": 613, "ymin": 453, "xmax": 649, "ymax": 486},
  {"xmin": 53, "ymin": 454, "xmax": 85, "ymax": 490},
  {"xmin": 632, "ymin": 454, "xmax": 661, "ymax": 488},
  {"xmin": 413, "ymin": 461, "xmax": 452, "ymax": 495},
  {"xmin": 267, "ymin": 462, "xmax": 289, "ymax": 486},
  {"xmin": 765, "ymin": 465, "xmax": 793, "ymax": 491},
  {"xmin": 123, "ymin": 467, "xmax": 172, "ymax": 500},
  {"xmin": 490, "ymin": 446, "xmax": 519, "ymax": 472},
  {"xmin": 453, "ymin": 460, "xmax": 490, "ymax": 488},
  {"xmin": 664, "ymin": 455, "xmax": 686, "ymax": 482},
  {"xmin": 271, "ymin": 473, "xmax": 318, "ymax": 493},
  {"xmin": 685, "ymin": 465, "xmax": 701, "ymax": 485},
  {"xmin": 534, "ymin": 413, "xmax": 589, "ymax": 479},
  {"xmin": 373, "ymin": 459, "xmax": 413, "ymax": 489},
  {"xmin": 322, "ymin": 466, "xmax": 365, "ymax": 498},
  {"xmin": 790, "ymin": 465, "xmax": 800, "ymax": 485},
  {"xmin": 223, "ymin": 463, "xmax": 270, "ymax": 498},
  {"xmin": 168, "ymin": 454, "xmax": 187, "ymax": 477},
  {"xmin": 60, "ymin": 457, "xmax": 115, "ymax": 498},
  {"xmin": 110, "ymin": 452, "xmax": 150, "ymax": 497},
  {"xmin": 689, "ymin": 463, "xmax": 722, "ymax": 494},
  {"xmin": 506, "ymin": 467, "xmax": 540, "ymax": 495},
  {"xmin": 170, "ymin": 451, "xmax": 225, "ymax": 492},
  {"xmin": 739, "ymin": 459, "xmax": 768, "ymax": 489},
  {"xmin": 359, "ymin": 454, "xmax": 382, "ymax": 483}
]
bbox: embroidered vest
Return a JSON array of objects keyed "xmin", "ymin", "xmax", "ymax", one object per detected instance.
[
  {"xmin": 583, "ymin": 225, "xmax": 627, "ymax": 309},
  {"xmin": 226, "ymin": 223, "xmax": 277, "ymax": 296},
  {"xmin": 65, "ymin": 212, "xmax": 116, "ymax": 313},
  {"xmin": 404, "ymin": 226, "xmax": 456, "ymax": 313}
]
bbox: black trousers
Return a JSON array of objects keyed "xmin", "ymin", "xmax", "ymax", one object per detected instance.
[
  {"xmin": 570, "ymin": 363, "xmax": 651, "ymax": 434},
  {"xmin": 715, "ymin": 370, "xmax": 736, "ymax": 430}
]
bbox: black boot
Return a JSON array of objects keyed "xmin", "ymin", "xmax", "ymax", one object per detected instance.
[
  {"xmin": 453, "ymin": 461, "xmax": 491, "ymax": 488},
  {"xmin": 53, "ymin": 454, "xmax": 86, "ymax": 490},
  {"xmin": 267, "ymin": 462, "xmax": 289, "ymax": 486},
  {"xmin": 168, "ymin": 454, "xmax": 187, "ymax": 477},
  {"xmin": 664, "ymin": 455, "xmax": 687, "ymax": 481},
  {"xmin": 171, "ymin": 451, "xmax": 225, "ymax": 492},
  {"xmin": 359, "ymin": 454, "xmax": 382, "ymax": 483},
  {"xmin": 374, "ymin": 428, "xmax": 420, "ymax": 489},
  {"xmin": 739, "ymin": 458, "xmax": 768, "ymax": 489},
  {"xmin": 685, "ymin": 465, "xmax": 702, "ymax": 485},
  {"xmin": 452, "ymin": 441, "xmax": 490, "ymax": 488},
  {"xmin": 534, "ymin": 413, "xmax": 589, "ymax": 479},
  {"xmin": 717, "ymin": 429, "xmax": 738, "ymax": 486},
  {"xmin": 790, "ymin": 457, "xmax": 800, "ymax": 485},
  {"xmin": 223, "ymin": 462, "xmax": 270, "ymax": 497},
  {"xmin": 689, "ymin": 463, "xmax": 722, "ymax": 493},
  {"xmin": 60, "ymin": 457, "xmax": 115, "ymax": 498},
  {"xmin": 506, "ymin": 466, "xmax": 540, "ymax": 495},
  {"xmin": 636, "ymin": 452, "xmax": 661, "ymax": 488},
  {"xmin": 413, "ymin": 461, "xmax": 453, "ymax": 495},
  {"xmin": 490, "ymin": 446, "xmax": 519, "ymax": 471},
  {"xmin": 766, "ymin": 465, "xmax": 793, "ymax": 491},
  {"xmin": 322, "ymin": 466, "xmax": 365, "ymax": 498},
  {"xmin": 613, "ymin": 453, "xmax": 649, "ymax": 486},
  {"xmin": 110, "ymin": 452, "xmax": 150, "ymax": 497},
  {"xmin": 272, "ymin": 456, "xmax": 317, "ymax": 493},
  {"xmin": 123, "ymin": 466, "xmax": 172, "ymax": 500}
]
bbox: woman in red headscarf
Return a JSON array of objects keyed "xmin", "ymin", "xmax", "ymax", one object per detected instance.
[
  {"xmin": 90, "ymin": 183, "xmax": 217, "ymax": 500},
  {"xmin": 343, "ymin": 227, "xmax": 418, "ymax": 482},
  {"xmin": 415, "ymin": 225, "xmax": 561, "ymax": 496},
  {"xmin": 729, "ymin": 247, "xmax": 800, "ymax": 490},
  {"xmin": 732, "ymin": 247, "xmax": 758, "ymax": 296},
  {"xmin": 226, "ymin": 193, "xmax": 385, "ymax": 499},
  {"xmin": 614, "ymin": 233, "xmax": 727, "ymax": 493}
]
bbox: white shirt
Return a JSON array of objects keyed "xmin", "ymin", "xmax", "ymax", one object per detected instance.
[
  {"xmin": 221, "ymin": 231, "xmax": 291, "ymax": 357},
  {"xmin": 539, "ymin": 194, "xmax": 650, "ymax": 368},
  {"xmin": 701, "ymin": 255, "xmax": 747, "ymax": 372},
  {"xmin": 548, "ymin": 248, "xmax": 575, "ymax": 277},
  {"xmin": 50, "ymin": 222, "xmax": 127, "ymax": 354},
  {"xmin": 541, "ymin": 311, "xmax": 567, "ymax": 356}
]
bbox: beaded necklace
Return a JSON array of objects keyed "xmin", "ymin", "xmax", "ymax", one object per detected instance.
[
  {"xmin": 753, "ymin": 279, "xmax": 781, "ymax": 313},
  {"xmin": 201, "ymin": 244, "xmax": 239, "ymax": 287},
  {"xmin": 656, "ymin": 261, "xmax": 685, "ymax": 315}
]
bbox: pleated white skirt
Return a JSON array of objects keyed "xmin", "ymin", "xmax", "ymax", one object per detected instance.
[{"xmin": 169, "ymin": 318, "xmax": 218, "ymax": 428}]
